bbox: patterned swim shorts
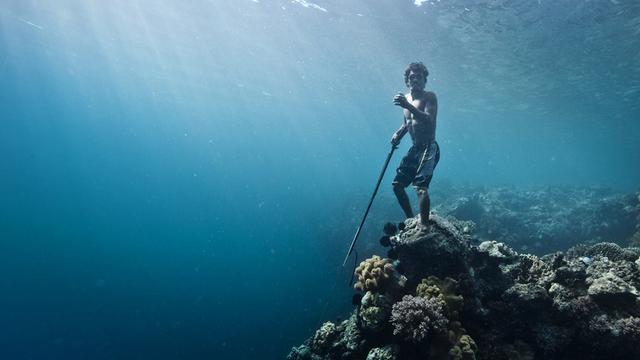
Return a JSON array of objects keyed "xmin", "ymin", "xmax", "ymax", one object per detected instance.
[{"xmin": 392, "ymin": 141, "xmax": 440, "ymax": 190}]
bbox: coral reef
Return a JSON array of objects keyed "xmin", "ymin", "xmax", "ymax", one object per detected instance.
[
  {"xmin": 433, "ymin": 186, "xmax": 640, "ymax": 254},
  {"xmin": 329, "ymin": 186, "xmax": 640, "ymax": 269},
  {"xmin": 289, "ymin": 212, "xmax": 640, "ymax": 360}
]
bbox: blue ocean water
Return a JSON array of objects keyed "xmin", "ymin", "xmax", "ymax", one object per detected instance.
[{"xmin": 1, "ymin": 1, "xmax": 639, "ymax": 359}]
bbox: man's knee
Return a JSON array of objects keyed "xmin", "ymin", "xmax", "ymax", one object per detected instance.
[
  {"xmin": 393, "ymin": 182, "xmax": 406, "ymax": 194},
  {"xmin": 416, "ymin": 187, "xmax": 429, "ymax": 197}
]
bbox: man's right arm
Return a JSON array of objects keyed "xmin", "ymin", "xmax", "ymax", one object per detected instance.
[{"xmin": 391, "ymin": 122, "xmax": 408, "ymax": 146}]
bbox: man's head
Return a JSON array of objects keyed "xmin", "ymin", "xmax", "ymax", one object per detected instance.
[{"xmin": 404, "ymin": 62, "xmax": 429, "ymax": 91}]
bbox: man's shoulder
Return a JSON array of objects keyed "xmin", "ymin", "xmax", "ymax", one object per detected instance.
[{"xmin": 419, "ymin": 91, "xmax": 436, "ymax": 103}]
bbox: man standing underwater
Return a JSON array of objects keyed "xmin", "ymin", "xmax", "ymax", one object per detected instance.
[{"xmin": 390, "ymin": 62, "xmax": 440, "ymax": 226}]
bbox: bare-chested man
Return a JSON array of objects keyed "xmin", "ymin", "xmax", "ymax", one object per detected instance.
[{"xmin": 390, "ymin": 62, "xmax": 440, "ymax": 226}]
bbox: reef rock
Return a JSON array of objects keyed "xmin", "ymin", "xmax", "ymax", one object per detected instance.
[{"xmin": 390, "ymin": 215, "xmax": 472, "ymax": 284}]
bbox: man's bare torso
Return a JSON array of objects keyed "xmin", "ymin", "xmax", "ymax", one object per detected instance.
[{"xmin": 403, "ymin": 90, "xmax": 437, "ymax": 145}]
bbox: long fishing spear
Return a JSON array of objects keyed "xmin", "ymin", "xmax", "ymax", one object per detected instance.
[{"xmin": 342, "ymin": 144, "xmax": 397, "ymax": 266}]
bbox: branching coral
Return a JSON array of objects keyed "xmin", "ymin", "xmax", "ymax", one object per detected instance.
[
  {"xmin": 354, "ymin": 255, "xmax": 400, "ymax": 293},
  {"xmin": 390, "ymin": 295, "xmax": 449, "ymax": 343}
]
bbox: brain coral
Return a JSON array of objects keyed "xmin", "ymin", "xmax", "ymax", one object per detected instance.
[
  {"xmin": 359, "ymin": 291, "xmax": 393, "ymax": 333},
  {"xmin": 354, "ymin": 255, "xmax": 397, "ymax": 292},
  {"xmin": 390, "ymin": 295, "xmax": 449, "ymax": 343},
  {"xmin": 449, "ymin": 334, "xmax": 478, "ymax": 360},
  {"xmin": 416, "ymin": 276, "xmax": 464, "ymax": 318},
  {"xmin": 310, "ymin": 321, "xmax": 339, "ymax": 353},
  {"xmin": 587, "ymin": 242, "xmax": 638, "ymax": 262}
]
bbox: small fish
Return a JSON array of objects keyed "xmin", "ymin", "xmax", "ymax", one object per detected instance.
[{"xmin": 580, "ymin": 256, "xmax": 593, "ymax": 265}]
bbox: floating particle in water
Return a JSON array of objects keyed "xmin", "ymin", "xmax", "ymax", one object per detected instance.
[{"xmin": 17, "ymin": 17, "xmax": 44, "ymax": 30}]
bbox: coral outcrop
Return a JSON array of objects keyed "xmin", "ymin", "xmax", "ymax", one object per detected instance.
[
  {"xmin": 289, "ymin": 213, "xmax": 640, "ymax": 360},
  {"xmin": 390, "ymin": 216, "xmax": 472, "ymax": 284},
  {"xmin": 358, "ymin": 291, "xmax": 393, "ymax": 334},
  {"xmin": 289, "ymin": 314, "xmax": 367, "ymax": 360},
  {"xmin": 366, "ymin": 345, "xmax": 398, "ymax": 360}
]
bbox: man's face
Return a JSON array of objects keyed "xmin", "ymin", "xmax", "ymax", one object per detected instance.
[{"xmin": 407, "ymin": 70, "xmax": 426, "ymax": 91}]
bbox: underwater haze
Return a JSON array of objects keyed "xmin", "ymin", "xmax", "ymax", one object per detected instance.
[{"xmin": 1, "ymin": 0, "xmax": 639, "ymax": 359}]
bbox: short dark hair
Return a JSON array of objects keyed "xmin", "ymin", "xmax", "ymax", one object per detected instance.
[{"xmin": 404, "ymin": 62, "xmax": 429, "ymax": 85}]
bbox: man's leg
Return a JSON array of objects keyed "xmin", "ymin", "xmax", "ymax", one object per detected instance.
[
  {"xmin": 414, "ymin": 142, "xmax": 439, "ymax": 226},
  {"xmin": 393, "ymin": 183, "xmax": 414, "ymax": 219},
  {"xmin": 417, "ymin": 188, "xmax": 430, "ymax": 225}
]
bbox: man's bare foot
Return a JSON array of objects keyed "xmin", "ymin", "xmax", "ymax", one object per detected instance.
[{"xmin": 419, "ymin": 213, "xmax": 437, "ymax": 227}]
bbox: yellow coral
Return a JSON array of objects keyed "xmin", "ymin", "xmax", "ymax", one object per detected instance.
[
  {"xmin": 417, "ymin": 281, "xmax": 445, "ymax": 305},
  {"xmin": 416, "ymin": 276, "xmax": 463, "ymax": 318},
  {"xmin": 353, "ymin": 255, "xmax": 397, "ymax": 292},
  {"xmin": 415, "ymin": 276, "xmax": 476, "ymax": 360},
  {"xmin": 449, "ymin": 334, "xmax": 477, "ymax": 360}
]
